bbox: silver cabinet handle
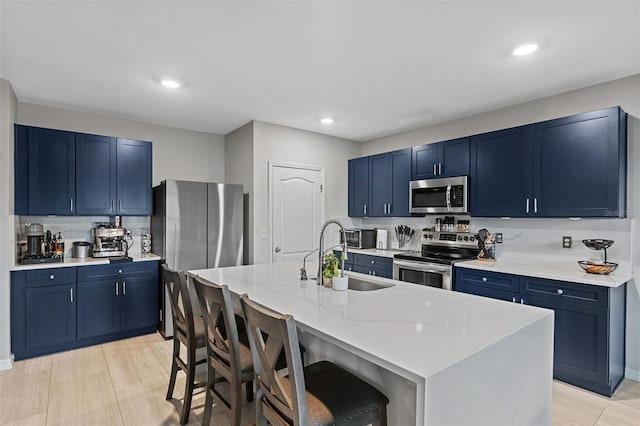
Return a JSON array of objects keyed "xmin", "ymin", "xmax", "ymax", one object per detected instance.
[
  {"xmin": 439, "ymin": 163, "xmax": 442, "ymax": 175},
  {"xmin": 388, "ymin": 203, "xmax": 392, "ymax": 215},
  {"xmin": 534, "ymin": 198, "xmax": 538, "ymax": 213},
  {"xmin": 118, "ymin": 269, "xmax": 122, "ymax": 274},
  {"xmin": 115, "ymin": 282, "xmax": 119, "ymax": 295},
  {"xmin": 526, "ymin": 198, "xmax": 530, "ymax": 214},
  {"xmin": 482, "ymin": 277, "xmax": 487, "ymax": 282},
  {"xmin": 557, "ymin": 289, "xmax": 563, "ymax": 295},
  {"xmin": 111, "ymin": 200, "xmax": 115, "ymax": 212},
  {"xmin": 433, "ymin": 164, "xmax": 437, "ymax": 175},
  {"xmin": 49, "ymin": 274, "xmax": 55, "ymax": 280},
  {"xmin": 118, "ymin": 200, "xmax": 122, "ymax": 212},
  {"xmin": 372, "ymin": 270, "xmax": 376, "ymax": 276},
  {"xmin": 512, "ymin": 296, "xmax": 516, "ymax": 303},
  {"xmin": 70, "ymin": 288, "xmax": 73, "ymax": 303},
  {"xmin": 520, "ymin": 299, "xmax": 524, "ymax": 304},
  {"xmin": 70, "ymin": 198, "xmax": 74, "ymax": 212},
  {"xmin": 363, "ymin": 204, "xmax": 367, "ymax": 215},
  {"xmin": 123, "ymin": 281, "xmax": 126, "ymax": 295},
  {"xmin": 370, "ymin": 260, "xmax": 375, "ymax": 264}
]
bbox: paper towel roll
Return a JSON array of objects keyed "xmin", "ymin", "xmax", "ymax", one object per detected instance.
[{"xmin": 376, "ymin": 229, "xmax": 388, "ymax": 250}]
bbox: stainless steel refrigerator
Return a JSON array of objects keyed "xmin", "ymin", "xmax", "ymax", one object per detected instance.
[{"xmin": 151, "ymin": 179, "xmax": 243, "ymax": 337}]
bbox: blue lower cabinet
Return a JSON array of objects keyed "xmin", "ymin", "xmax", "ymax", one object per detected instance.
[
  {"xmin": 352, "ymin": 253, "xmax": 393, "ymax": 279},
  {"xmin": 453, "ymin": 267, "xmax": 626, "ymax": 396},
  {"xmin": 11, "ymin": 261, "xmax": 159, "ymax": 360}
]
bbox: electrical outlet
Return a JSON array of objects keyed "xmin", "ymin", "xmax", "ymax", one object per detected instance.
[
  {"xmin": 562, "ymin": 236, "xmax": 572, "ymax": 248},
  {"xmin": 495, "ymin": 233, "xmax": 503, "ymax": 243}
]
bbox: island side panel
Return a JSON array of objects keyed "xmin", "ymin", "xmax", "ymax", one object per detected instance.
[{"xmin": 425, "ymin": 312, "xmax": 553, "ymax": 426}]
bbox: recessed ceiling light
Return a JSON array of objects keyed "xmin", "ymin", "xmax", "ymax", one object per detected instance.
[
  {"xmin": 513, "ymin": 43, "xmax": 538, "ymax": 56},
  {"xmin": 161, "ymin": 79, "xmax": 181, "ymax": 89},
  {"xmin": 320, "ymin": 117, "xmax": 334, "ymax": 124}
]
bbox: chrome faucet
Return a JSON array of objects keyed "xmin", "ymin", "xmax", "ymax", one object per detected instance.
[
  {"xmin": 317, "ymin": 219, "xmax": 348, "ymax": 284},
  {"xmin": 300, "ymin": 243, "xmax": 346, "ymax": 280}
]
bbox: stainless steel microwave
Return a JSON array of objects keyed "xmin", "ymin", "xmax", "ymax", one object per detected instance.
[
  {"xmin": 409, "ymin": 176, "xmax": 469, "ymax": 214},
  {"xmin": 340, "ymin": 229, "xmax": 377, "ymax": 249}
]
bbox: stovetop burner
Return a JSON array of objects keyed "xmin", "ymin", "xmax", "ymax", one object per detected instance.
[{"xmin": 393, "ymin": 230, "xmax": 479, "ymax": 265}]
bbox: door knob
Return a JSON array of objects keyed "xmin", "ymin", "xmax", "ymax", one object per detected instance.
[{"xmin": 274, "ymin": 247, "xmax": 281, "ymax": 253}]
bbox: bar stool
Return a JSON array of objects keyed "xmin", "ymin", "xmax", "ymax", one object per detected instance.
[
  {"xmin": 240, "ymin": 294, "xmax": 389, "ymax": 426},
  {"xmin": 162, "ymin": 264, "xmax": 207, "ymax": 425},
  {"xmin": 192, "ymin": 276, "xmax": 255, "ymax": 426}
]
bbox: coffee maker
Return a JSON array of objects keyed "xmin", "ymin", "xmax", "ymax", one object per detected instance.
[
  {"xmin": 92, "ymin": 223, "xmax": 132, "ymax": 259},
  {"xmin": 20, "ymin": 223, "xmax": 63, "ymax": 264}
]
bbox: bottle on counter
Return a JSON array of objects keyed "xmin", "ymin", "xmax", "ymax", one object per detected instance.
[
  {"xmin": 45, "ymin": 230, "xmax": 54, "ymax": 255},
  {"xmin": 55, "ymin": 232, "xmax": 65, "ymax": 257}
]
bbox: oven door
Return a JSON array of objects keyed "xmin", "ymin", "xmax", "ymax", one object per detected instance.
[{"xmin": 392, "ymin": 259, "xmax": 451, "ymax": 290}]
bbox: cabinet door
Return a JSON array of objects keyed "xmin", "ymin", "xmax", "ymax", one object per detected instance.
[
  {"xmin": 25, "ymin": 284, "xmax": 76, "ymax": 348},
  {"xmin": 348, "ymin": 157, "xmax": 369, "ymax": 217},
  {"xmin": 27, "ymin": 127, "xmax": 76, "ymax": 215},
  {"xmin": 116, "ymin": 139, "xmax": 152, "ymax": 215},
  {"xmin": 440, "ymin": 137, "xmax": 470, "ymax": 177},
  {"xmin": 121, "ymin": 275, "xmax": 159, "ymax": 331},
  {"xmin": 77, "ymin": 279, "xmax": 121, "ymax": 338},
  {"xmin": 526, "ymin": 295, "xmax": 608, "ymax": 387},
  {"xmin": 533, "ymin": 107, "xmax": 626, "ymax": 217},
  {"xmin": 470, "ymin": 126, "xmax": 533, "ymax": 217},
  {"xmin": 75, "ymin": 134, "xmax": 117, "ymax": 215},
  {"xmin": 369, "ymin": 153, "xmax": 391, "ymax": 216},
  {"xmin": 389, "ymin": 149, "xmax": 412, "ymax": 217},
  {"xmin": 412, "ymin": 144, "xmax": 440, "ymax": 180}
]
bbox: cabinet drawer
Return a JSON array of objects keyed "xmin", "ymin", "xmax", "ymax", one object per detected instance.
[
  {"xmin": 456, "ymin": 281, "xmax": 519, "ymax": 302},
  {"xmin": 78, "ymin": 261, "xmax": 158, "ymax": 281},
  {"xmin": 455, "ymin": 268, "xmax": 519, "ymax": 293},
  {"xmin": 352, "ymin": 253, "xmax": 392, "ymax": 270},
  {"xmin": 521, "ymin": 277, "xmax": 608, "ymax": 309},
  {"xmin": 25, "ymin": 267, "xmax": 76, "ymax": 287}
]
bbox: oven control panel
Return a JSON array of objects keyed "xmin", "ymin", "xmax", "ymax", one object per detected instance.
[{"xmin": 422, "ymin": 231, "xmax": 477, "ymax": 247}]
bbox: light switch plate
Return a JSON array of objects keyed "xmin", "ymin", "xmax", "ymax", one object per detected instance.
[{"xmin": 562, "ymin": 236, "xmax": 572, "ymax": 248}]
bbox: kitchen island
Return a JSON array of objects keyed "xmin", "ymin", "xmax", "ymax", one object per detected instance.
[{"xmin": 189, "ymin": 262, "xmax": 554, "ymax": 425}]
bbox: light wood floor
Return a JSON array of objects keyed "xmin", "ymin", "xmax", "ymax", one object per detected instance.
[{"xmin": 0, "ymin": 332, "xmax": 638, "ymax": 425}]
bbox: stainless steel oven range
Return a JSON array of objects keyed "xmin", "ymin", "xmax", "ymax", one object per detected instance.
[{"xmin": 393, "ymin": 231, "xmax": 479, "ymax": 290}]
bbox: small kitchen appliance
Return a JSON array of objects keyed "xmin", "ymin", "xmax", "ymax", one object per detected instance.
[
  {"xmin": 20, "ymin": 224, "xmax": 64, "ymax": 264},
  {"xmin": 92, "ymin": 223, "xmax": 132, "ymax": 258},
  {"xmin": 341, "ymin": 229, "xmax": 376, "ymax": 249},
  {"xmin": 409, "ymin": 176, "xmax": 469, "ymax": 214},
  {"xmin": 376, "ymin": 229, "xmax": 388, "ymax": 250},
  {"xmin": 393, "ymin": 230, "xmax": 479, "ymax": 290}
]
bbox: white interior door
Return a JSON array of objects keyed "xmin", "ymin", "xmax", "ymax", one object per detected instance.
[{"xmin": 270, "ymin": 163, "xmax": 324, "ymax": 264}]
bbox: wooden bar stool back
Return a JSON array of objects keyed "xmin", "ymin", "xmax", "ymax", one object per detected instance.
[
  {"xmin": 161, "ymin": 264, "xmax": 206, "ymax": 425},
  {"xmin": 192, "ymin": 276, "xmax": 255, "ymax": 426},
  {"xmin": 240, "ymin": 294, "xmax": 389, "ymax": 426}
]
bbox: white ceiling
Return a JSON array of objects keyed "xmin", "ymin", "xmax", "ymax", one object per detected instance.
[{"xmin": 1, "ymin": 1, "xmax": 639, "ymax": 142}]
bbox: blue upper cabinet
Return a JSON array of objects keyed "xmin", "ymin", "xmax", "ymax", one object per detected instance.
[
  {"xmin": 116, "ymin": 138, "xmax": 153, "ymax": 215},
  {"xmin": 15, "ymin": 125, "xmax": 153, "ymax": 216},
  {"xmin": 348, "ymin": 157, "xmax": 369, "ymax": 217},
  {"xmin": 15, "ymin": 126, "xmax": 76, "ymax": 215},
  {"xmin": 471, "ymin": 126, "xmax": 534, "ymax": 217},
  {"xmin": 348, "ymin": 149, "xmax": 412, "ymax": 217},
  {"xmin": 471, "ymin": 107, "xmax": 627, "ymax": 218},
  {"xmin": 532, "ymin": 107, "xmax": 627, "ymax": 218},
  {"xmin": 76, "ymin": 133, "xmax": 117, "ymax": 215},
  {"xmin": 412, "ymin": 137, "xmax": 469, "ymax": 180}
]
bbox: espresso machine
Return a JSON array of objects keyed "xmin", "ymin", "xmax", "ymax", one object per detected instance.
[{"xmin": 92, "ymin": 223, "xmax": 132, "ymax": 259}]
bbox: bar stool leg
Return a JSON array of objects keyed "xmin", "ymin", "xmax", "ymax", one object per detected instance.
[
  {"xmin": 180, "ymin": 344, "xmax": 196, "ymax": 425},
  {"xmin": 166, "ymin": 338, "xmax": 179, "ymax": 400}
]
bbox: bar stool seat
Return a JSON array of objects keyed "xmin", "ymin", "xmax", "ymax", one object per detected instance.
[
  {"xmin": 281, "ymin": 360, "xmax": 389, "ymax": 425},
  {"xmin": 240, "ymin": 294, "xmax": 389, "ymax": 426}
]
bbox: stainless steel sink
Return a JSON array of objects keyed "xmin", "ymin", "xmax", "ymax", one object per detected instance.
[{"xmin": 347, "ymin": 278, "xmax": 394, "ymax": 291}]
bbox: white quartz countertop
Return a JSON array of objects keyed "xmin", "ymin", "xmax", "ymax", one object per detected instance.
[
  {"xmin": 189, "ymin": 262, "xmax": 552, "ymax": 380},
  {"xmin": 11, "ymin": 253, "xmax": 161, "ymax": 271},
  {"xmin": 456, "ymin": 258, "xmax": 631, "ymax": 288}
]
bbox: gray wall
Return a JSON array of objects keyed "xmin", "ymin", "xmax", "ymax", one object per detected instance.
[
  {"xmin": 225, "ymin": 122, "xmax": 254, "ymax": 264},
  {"xmin": 17, "ymin": 102, "xmax": 226, "ymax": 185},
  {"xmin": 252, "ymin": 121, "xmax": 361, "ymax": 265},
  {"xmin": 361, "ymin": 74, "xmax": 640, "ymax": 381},
  {"xmin": 0, "ymin": 78, "xmax": 17, "ymax": 368}
]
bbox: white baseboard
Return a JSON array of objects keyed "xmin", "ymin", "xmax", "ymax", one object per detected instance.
[
  {"xmin": 626, "ymin": 367, "xmax": 640, "ymax": 382},
  {"xmin": 0, "ymin": 354, "xmax": 14, "ymax": 371}
]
